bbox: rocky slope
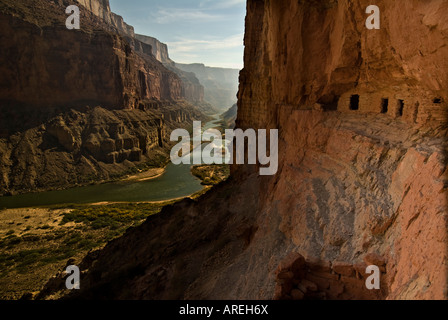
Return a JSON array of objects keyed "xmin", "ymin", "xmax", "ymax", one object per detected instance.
[
  {"xmin": 221, "ymin": 104, "xmax": 238, "ymax": 128},
  {"xmin": 0, "ymin": 0, "xmax": 208, "ymax": 195},
  {"xmin": 39, "ymin": 0, "xmax": 447, "ymax": 300},
  {"xmin": 0, "ymin": 104, "xmax": 203, "ymax": 195}
]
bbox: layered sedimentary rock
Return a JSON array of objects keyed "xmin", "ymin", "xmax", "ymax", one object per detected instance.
[
  {"xmin": 68, "ymin": 0, "xmax": 135, "ymax": 37},
  {"xmin": 39, "ymin": 0, "xmax": 447, "ymax": 300},
  {"xmin": 0, "ymin": 104, "xmax": 203, "ymax": 195},
  {"xmin": 67, "ymin": 0, "xmax": 206, "ymax": 105},
  {"xmin": 135, "ymin": 34, "xmax": 173, "ymax": 65},
  {"xmin": 134, "ymin": 34, "xmax": 241, "ymax": 110},
  {"xmin": 235, "ymin": 0, "xmax": 448, "ymax": 299},
  {"xmin": 0, "ymin": 0, "xmax": 184, "ymax": 110},
  {"xmin": 134, "ymin": 34, "xmax": 208, "ymax": 107},
  {"xmin": 0, "ymin": 0, "xmax": 207, "ymax": 195},
  {"xmin": 176, "ymin": 63, "xmax": 240, "ymax": 111}
]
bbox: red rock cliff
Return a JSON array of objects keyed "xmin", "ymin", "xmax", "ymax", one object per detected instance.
[
  {"xmin": 40, "ymin": 0, "xmax": 448, "ymax": 300},
  {"xmin": 0, "ymin": 0, "xmax": 184, "ymax": 110},
  {"xmin": 236, "ymin": 0, "xmax": 448, "ymax": 299}
]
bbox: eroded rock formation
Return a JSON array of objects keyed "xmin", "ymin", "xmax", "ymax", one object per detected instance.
[
  {"xmin": 38, "ymin": 0, "xmax": 447, "ymax": 300},
  {"xmin": 0, "ymin": 0, "xmax": 208, "ymax": 195}
]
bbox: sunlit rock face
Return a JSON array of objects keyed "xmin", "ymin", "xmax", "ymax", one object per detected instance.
[{"xmin": 235, "ymin": 0, "xmax": 448, "ymax": 300}]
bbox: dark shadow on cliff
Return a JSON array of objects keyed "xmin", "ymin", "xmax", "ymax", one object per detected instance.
[{"xmin": 36, "ymin": 173, "xmax": 263, "ymax": 300}]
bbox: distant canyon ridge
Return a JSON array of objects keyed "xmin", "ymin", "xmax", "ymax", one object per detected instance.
[{"xmin": 133, "ymin": 34, "xmax": 240, "ymax": 112}]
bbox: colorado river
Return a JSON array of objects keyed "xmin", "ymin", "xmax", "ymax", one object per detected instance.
[{"xmin": 0, "ymin": 117, "xmax": 223, "ymax": 209}]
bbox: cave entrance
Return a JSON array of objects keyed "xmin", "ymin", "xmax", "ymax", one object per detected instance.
[
  {"xmin": 433, "ymin": 98, "xmax": 442, "ymax": 104},
  {"xmin": 381, "ymin": 98, "xmax": 389, "ymax": 114},
  {"xmin": 349, "ymin": 95, "xmax": 359, "ymax": 111},
  {"xmin": 397, "ymin": 100, "xmax": 404, "ymax": 117},
  {"xmin": 317, "ymin": 95, "xmax": 340, "ymax": 111}
]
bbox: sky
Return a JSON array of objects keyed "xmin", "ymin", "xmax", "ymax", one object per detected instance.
[{"xmin": 109, "ymin": 0, "xmax": 246, "ymax": 69}]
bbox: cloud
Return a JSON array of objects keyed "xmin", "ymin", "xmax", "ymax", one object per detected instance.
[
  {"xmin": 152, "ymin": 8, "xmax": 224, "ymax": 24},
  {"xmin": 167, "ymin": 34, "xmax": 244, "ymax": 68},
  {"xmin": 199, "ymin": 0, "xmax": 246, "ymax": 9},
  {"xmin": 151, "ymin": 0, "xmax": 246, "ymax": 24},
  {"xmin": 168, "ymin": 34, "xmax": 243, "ymax": 54},
  {"xmin": 133, "ymin": 1, "xmax": 246, "ymax": 68}
]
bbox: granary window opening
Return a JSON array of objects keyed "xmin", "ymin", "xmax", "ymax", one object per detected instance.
[
  {"xmin": 381, "ymin": 98, "xmax": 389, "ymax": 114},
  {"xmin": 350, "ymin": 95, "xmax": 360, "ymax": 110},
  {"xmin": 397, "ymin": 100, "xmax": 404, "ymax": 117}
]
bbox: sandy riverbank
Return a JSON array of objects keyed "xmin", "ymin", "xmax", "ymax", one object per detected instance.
[{"xmin": 124, "ymin": 167, "xmax": 166, "ymax": 182}]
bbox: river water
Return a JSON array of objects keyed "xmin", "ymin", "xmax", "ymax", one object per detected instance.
[{"xmin": 0, "ymin": 117, "xmax": 223, "ymax": 209}]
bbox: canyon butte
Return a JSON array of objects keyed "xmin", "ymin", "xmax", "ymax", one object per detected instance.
[{"xmin": 1, "ymin": 0, "xmax": 448, "ymax": 300}]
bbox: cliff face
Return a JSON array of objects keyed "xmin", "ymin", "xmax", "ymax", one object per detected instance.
[
  {"xmin": 238, "ymin": 0, "xmax": 448, "ymax": 299},
  {"xmin": 75, "ymin": 0, "xmax": 135, "ymax": 37},
  {"xmin": 0, "ymin": 0, "xmax": 184, "ymax": 110},
  {"xmin": 135, "ymin": 34, "xmax": 208, "ymax": 106},
  {"xmin": 221, "ymin": 103, "xmax": 237, "ymax": 128},
  {"xmin": 176, "ymin": 63, "xmax": 240, "ymax": 111},
  {"xmin": 41, "ymin": 0, "xmax": 447, "ymax": 300},
  {"xmin": 236, "ymin": 0, "xmax": 447, "ymax": 299},
  {"xmin": 67, "ymin": 0, "xmax": 206, "ymax": 105},
  {"xmin": 238, "ymin": 0, "xmax": 448, "ymax": 129},
  {"xmin": 0, "ymin": 0, "xmax": 207, "ymax": 195},
  {"xmin": 135, "ymin": 34, "xmax": 173, "ymax": 65}
]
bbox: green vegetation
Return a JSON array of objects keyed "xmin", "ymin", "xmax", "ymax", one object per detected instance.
[
  {"xmin": 191, "ymin": 164, "xmax": 230, "ymax": 186},
  {"xmin": 0, "ymin": 230, "xmax": 101, "ymax": 275},
  {"xmin": 59, "ymin": 202, "xmax": 167, "ymax": 230},
  {"xmin": 0, "ymin": 201, "xmax": 177, "ymax": 299}
]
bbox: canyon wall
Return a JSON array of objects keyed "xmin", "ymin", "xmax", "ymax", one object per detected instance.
[
  {"xmin": 222, "ymin": 103, "xmax": 238, "ymax": 128},
  {"xmin": 39, "ymin": 0, "xmax": 448, "ymax": 300},
  {"xmin": 0, "ymin": 0, "xmax": 185, "ymax": 110},
  {"xmin": 0, "ymin": 0, "xmax": 207, "ymax": 195},
  {"xmin": 135, "ymin": 34, "xmax": 173, "ymax": 65},
  {"xmin": 135, "ymin": 34, "xmax": 209, "ymax": 107},
  {"xmin": 176, "ymin": 63, "xmax": 240, "ymax": 111},
  {"xmin": 65, "ymin": 0, "xmax": 207, "ymax": 105},
  {"xmin": 72, "ymin": 0, "xmax": 135, "ymax": 37},
  {"xmin": 236, "ymin": 0, "xmax": 448, "ymax": 299}
]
